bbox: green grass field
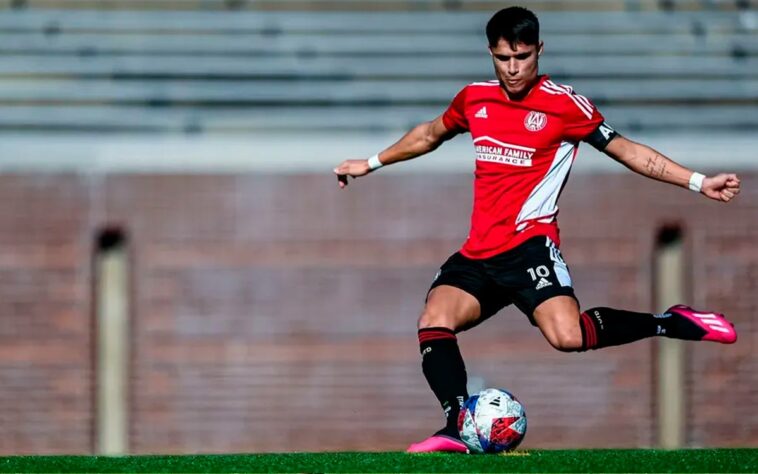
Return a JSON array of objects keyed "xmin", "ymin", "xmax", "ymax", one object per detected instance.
[{"xmin": 0, "ymin": 449, "xmax": 755, "ymax": 473}]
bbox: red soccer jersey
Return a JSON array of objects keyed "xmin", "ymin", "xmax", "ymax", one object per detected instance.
[{"xmin": 442, "ymin": 75, "xmax": 604, "ymax": 259}]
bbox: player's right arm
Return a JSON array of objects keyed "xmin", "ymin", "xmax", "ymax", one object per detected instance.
[{"xmin": 333, "ymin": 114, "xmax": 457, "ymax": 189}]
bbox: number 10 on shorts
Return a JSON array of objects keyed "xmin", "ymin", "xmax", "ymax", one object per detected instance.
[{"xmin": 527, "ymin": 265, "xmax": 550, "ymax": 281}]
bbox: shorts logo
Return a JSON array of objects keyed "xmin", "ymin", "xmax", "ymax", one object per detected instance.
[
  {"xmin": 535, "ymin": 277, "xmax": 552, "ymax": 290},
  {"xmin": 433, "ymin": 269, "xmax": 442, "ymax": 282},
  {"xmin": 524, "ymin": 111, "xmax": 547, "ymax": 132}
]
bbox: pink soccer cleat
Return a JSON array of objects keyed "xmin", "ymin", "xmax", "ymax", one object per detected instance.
[
  {"xmin": 666, "ymin": 305, "xmax": 737, "ymax": 344},
  {"xmin": 406, "ymin": 434, "xmax": 469, "ymax": 454}
]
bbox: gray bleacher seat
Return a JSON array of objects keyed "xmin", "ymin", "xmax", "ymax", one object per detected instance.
[
  {"xmin": 1, "ymin": 0, "xmax": 754, "ymax": 12},
  {"xmin": 0, "ymin": 8, "xmax": 754, "ymax": 134},
  {"xmin": 0, "ymin": 55, "xmax": 755, "ymax": 79},
  {"xmin": 0, "ymin": 10, "xmax": 751, "ymax": 34},
  {"xmin": 2, "ymin": 32, "xmax": 756, "ymax": 56},
  {"xmin": 0, "ymin": 105, "xmax": 754, "ymax": 133},
  {"xmin": 0, "ymin": 78, "xmax": 755, "ymax": 103}
]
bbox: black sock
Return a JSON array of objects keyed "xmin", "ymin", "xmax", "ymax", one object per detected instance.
[
  {"xmin": 579, "ymin": 307, "xmax": 707, "ymax": 350},
  {"xmin": 418, "ymin": 327, "xmax": 468, "ymax": 435}
]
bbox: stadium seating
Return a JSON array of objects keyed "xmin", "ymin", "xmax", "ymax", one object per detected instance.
[{"xmin": 0, "ymin": 1, "xmax": 754, "ymax": 133}]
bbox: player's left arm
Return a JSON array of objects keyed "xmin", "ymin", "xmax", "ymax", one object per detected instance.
[{"xmin": 600, "ymin": 134, "xmax": 741, "ymax": 203}]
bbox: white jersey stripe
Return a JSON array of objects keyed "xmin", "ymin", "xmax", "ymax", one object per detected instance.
[
  {"xmin": 470, "ymin": 82, "xmax": 500, "ymax": 86},
  {"xmin": 542, "ymin": 81, "xmax": 594, "ymax": 119},
  {"xmin": 546, "ymin": 80, "xmax": 575, "ymax": 95},
  {"xmin": 541, "ymin": 81, "xmax": 566, "ymax": 93},
  {"xmin": 567, "ymin": 95, "xmax": 593, "ymax": 119},
  {"xmin": 516, "ymin": 211, "xmax": 558, "ymax": 231},
  {"xmin": 539, "ymin": 86, "xmax": 563, "ymax": 94},
  {"xmin": 539, "ymin": 87, "xmax": 563, "ymax": 95},
  {"xmin": 544, "ymin": 80, "xmax": 572, "ymax": 94},
  {"xmin": 571, "ymin": 91, "xmax": 591, "ymax": 107},
  {"xmin": 542, "ymin": 82, "xmax": 593, "ymax": 114},
  {"xmin": 573, "ymin": 93, "xmax": 593, "ymax": 111},
  {"xmin": 546, "ymin": 237, "xmax": 572, "ymax": 287},
  {"xmin": 515, "ymin": 140, "xmax": 576, "ymax": 229}
]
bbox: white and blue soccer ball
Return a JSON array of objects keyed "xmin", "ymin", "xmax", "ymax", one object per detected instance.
[{"xmin": 457, "ymin": 388, "xmax": 527, "ymax": 453}]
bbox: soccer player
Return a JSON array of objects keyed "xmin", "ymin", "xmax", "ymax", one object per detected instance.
[{"xmin": 333, "ymin": 6, "xmax": 741, "ymax": 453}]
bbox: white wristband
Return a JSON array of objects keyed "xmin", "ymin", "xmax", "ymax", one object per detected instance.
[
  {"xmin": 688, "ymin": 172, "xmax": 705, "ymax": 193},
  {"xmin": 367, "ymin": 154, "xmax": 383, "ymax": 171}
]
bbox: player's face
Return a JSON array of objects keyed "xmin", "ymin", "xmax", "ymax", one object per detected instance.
[{"xmin": 489, "ymin": 40, "xmax": 543, "ymax": 97}]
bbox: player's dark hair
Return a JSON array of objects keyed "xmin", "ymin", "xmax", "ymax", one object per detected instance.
[{"xmin": 486, "ymin": 6, "xmax": 540, "ymax": 48}]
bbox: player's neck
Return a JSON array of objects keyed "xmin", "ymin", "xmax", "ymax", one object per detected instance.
[{"xmin": 501, "ymin": 75, "xmax": 542, "ymax": 101}]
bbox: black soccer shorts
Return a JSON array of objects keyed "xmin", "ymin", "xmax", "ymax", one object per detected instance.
[{"xmin": 427, "ymin": 236, "xmax": 578, "ymax": 326}]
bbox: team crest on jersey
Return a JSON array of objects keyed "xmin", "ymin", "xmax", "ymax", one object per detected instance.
[{"xmin": 524, "ymin": 111, "xmax": 547, "ymax": 132}]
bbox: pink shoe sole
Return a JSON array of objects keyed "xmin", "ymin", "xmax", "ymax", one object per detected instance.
[
  {"xmin": 406, "ymin": 435, "xmax": 469, "ymax": 453},
  {"xmin": 667, "ymin": 305, "xmax": 737, "ymax": 344}
]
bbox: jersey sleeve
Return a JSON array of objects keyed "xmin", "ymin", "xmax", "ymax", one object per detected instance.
[
  {"xmin": 442, "ymin": 86, "xmax": 469, "ymax": 132},
  {"xmin": 561, "ymin": 91, "xmax": 605, "ymax": 143}
]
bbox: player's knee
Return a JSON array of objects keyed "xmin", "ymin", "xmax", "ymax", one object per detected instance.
[
  {"xmin": 417, "ymin": 307, "xmax": 457, "ymax": 331},
  {"xmin": 546, "ymin": 323, "xmax": 583, "ymax": 352}
]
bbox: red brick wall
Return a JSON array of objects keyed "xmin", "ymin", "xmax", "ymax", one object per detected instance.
[
  {"xmin": 0, "ymin": 172, "xmax": 755, "ymax": 453},
  {"xmin": 0, "ymin": 175, "xmax": 94, "ymax": 454}
]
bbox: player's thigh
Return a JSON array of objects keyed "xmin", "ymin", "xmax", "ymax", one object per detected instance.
[
  {"xmin": 420, "ymin": 252, "xmax": 505, "ymax": 332},
  {"xmin": 532, "ymin": 295, "xmax": 582, "ymax": 351},
  {"xmin": 420, "ymin": 285, "xmax": 482, "ymax": 331}
]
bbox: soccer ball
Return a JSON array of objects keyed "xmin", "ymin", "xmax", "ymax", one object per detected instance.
[{"xmin": 457, "ymin": 388, "xmax": 527, "ymax": 453}]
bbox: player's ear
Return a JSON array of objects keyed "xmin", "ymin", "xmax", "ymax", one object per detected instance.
[
  {"xmin": 537, "ymin": 41, "xmax": 544, "ymax": 57},
  {"xmin": 487, "ymin": 46, "xmax": 493, "ymax": 57}
]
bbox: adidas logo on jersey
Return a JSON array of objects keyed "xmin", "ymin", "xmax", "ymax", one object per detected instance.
[
  {"xmin": 536, "ymin": 277, "xmax": 552, "ymax": 290},
  {"xmin": 475, "ymin": 107, "xmax": 488, "ymax": 119}
]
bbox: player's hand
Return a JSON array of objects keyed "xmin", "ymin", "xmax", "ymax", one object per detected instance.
[
  {"xmin": 333, "ymin": 159, "xmax": 371, "ymax": 189},
  {"xmin": 701, "ymin": 173, "xmax": 740, "ymax": 202}
]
